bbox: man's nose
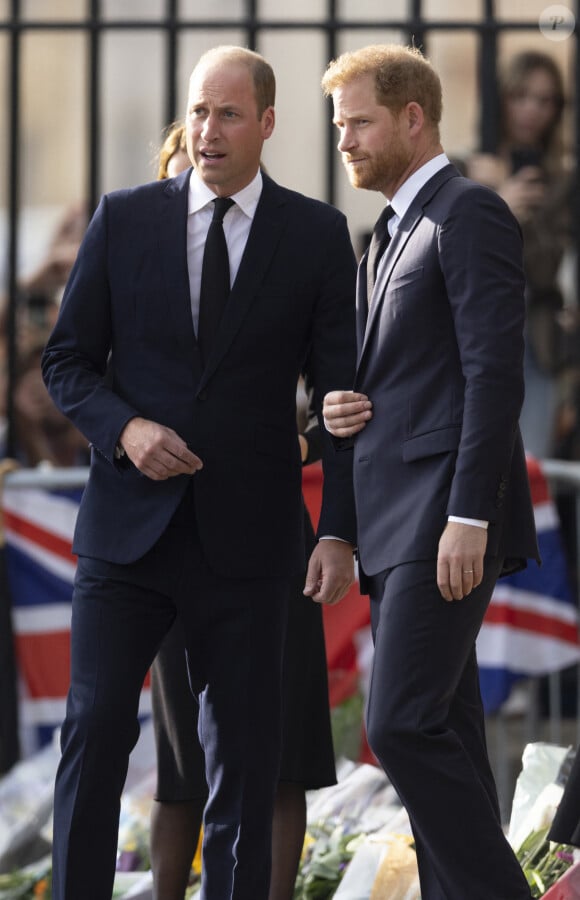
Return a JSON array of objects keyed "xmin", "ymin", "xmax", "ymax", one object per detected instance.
[
  {"xmin": 338, "ymin": 128, "xmax": 354, "ymax": 152},
  {"xmin": 201, "ymin": 113, "xmax": 219, "ymax": 141}
]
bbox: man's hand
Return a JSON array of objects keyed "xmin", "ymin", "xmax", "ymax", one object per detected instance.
[
  {"xmin": 119, "ymin": 417, "xmax": 203, "ymax": 481},
  {"xmin": 303, "ymin": 539, "xmax": 355, "ymax": 605},
  {"xmin": 323, "ymin": 390, "xmax": 372, "ymax": 438},
  {"xmin": 437, "ymin": 521, "xmax": 487, "ymax": 602}
]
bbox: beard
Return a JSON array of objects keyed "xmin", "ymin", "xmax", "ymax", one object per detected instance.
[{"xmin": 342, "ymin": 129, "xmax": 410, "ymax": 193}]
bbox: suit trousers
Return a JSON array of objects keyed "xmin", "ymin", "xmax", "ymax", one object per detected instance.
[
  {"xmin": 51, "ymin": 486, "xmax": 290, "ymax": 900},
  {"xmin": 365, "ymin": 558, "xmax": 532, "ymax": 900}
]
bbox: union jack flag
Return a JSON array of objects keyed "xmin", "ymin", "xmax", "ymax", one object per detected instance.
[
  {"xmin": 6, "ymin": 456, "xmax": 579, "ymax": 755},
  {"xmin": 4, "ymin": 485, "xmax": 151, "ymax": 751},
  {"xmin": 477, "ymin": 457, "xmax": 580, "ymax": 712}
]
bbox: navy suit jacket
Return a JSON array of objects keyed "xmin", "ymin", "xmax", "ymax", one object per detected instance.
[
  {"xmin": 353, "ymin": 164, "xmax": 539, "ymax": 580},
  {"xmin": 42, "ymin": 171, "xmax": 358, "ymax": 577}
]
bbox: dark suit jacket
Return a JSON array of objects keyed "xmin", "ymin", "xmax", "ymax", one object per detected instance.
[
  {"xmin": 42, "ymin": 171, "xmax": 358, "ymax": 577},
  {"xmin": 353, "ymin": 164, "xmax": 539, "ymax": 580}
]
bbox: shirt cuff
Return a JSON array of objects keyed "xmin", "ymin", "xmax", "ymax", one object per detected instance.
[
  {"xmin": 448, "ymin": 515, "xmax": 488, "ymax": 529},
  {"xmin": 319, "ymin": 535, "xmax": 348, "ymax": 542}
]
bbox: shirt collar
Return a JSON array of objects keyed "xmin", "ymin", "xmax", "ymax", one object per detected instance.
[
  {"xmin": 187, "ymin": 168, "xmax": 263, "ymax": 219},
  {"xmin": 389, "ymin": 153, "xmax": 449, "ymax": 223}
]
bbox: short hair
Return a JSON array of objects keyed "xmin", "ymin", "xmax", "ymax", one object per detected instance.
[
  {"xmin": 322, "ymin": 44, "xmax": 442, "ymax": 131},
  {"xmin": 191, "ymin": 45, "xmax": 276, "ymax": 118},
  {"xmin": 157, "ymin": 121, "xmax": 187, "ymax": 180}
]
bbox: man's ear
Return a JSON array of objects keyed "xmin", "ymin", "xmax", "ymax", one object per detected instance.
[
  {"xmin": 406, "ymin": 101, "xmax": 424, "ymax": 135},
  {"xmin": 262, "ymin": 106, "xmax": 275, "ymax": 139}
]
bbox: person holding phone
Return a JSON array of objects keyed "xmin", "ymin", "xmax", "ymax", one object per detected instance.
[{"xmin": 466, "ymin": 51, "xmax": 573, "ymax": 459}]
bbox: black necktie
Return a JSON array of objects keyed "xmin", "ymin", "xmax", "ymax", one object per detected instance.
[
  {"xmin": 198, "ymin": 196, "xmax": 235, "ymax": 364},
  {"xmin": 367, "ymin": 205, "xmax": 395, "ymax": 303}
]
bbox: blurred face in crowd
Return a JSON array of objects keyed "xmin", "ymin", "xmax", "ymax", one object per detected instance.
[{"xmin": 505, "ymin": 66, "xmax": 561, "ymax": 147}]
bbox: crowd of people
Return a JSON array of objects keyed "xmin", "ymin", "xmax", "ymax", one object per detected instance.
[{"xmin": 1, "ymin": 38, "xmax": 578, "ymax": 900}]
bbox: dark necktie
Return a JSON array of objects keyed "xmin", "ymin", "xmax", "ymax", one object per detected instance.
[
  {"xmin": 198, "ymin": 196, "xmax": 235, "ymax": 364},
  {"xmin": 367, "ymin": 205, "xmax": 395, "ymax": 303}
]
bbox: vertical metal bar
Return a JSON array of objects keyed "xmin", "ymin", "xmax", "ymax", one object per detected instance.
[
  {"xmin": 577, "ymin": 663, "xmax": 580, "ymax": 747},
  {"xmin": 409, "ymin": 0, "xmax": 425, "ymax": 54},
  {"xmin": 165, "ymin": 0, "xmax": 178, "ymax": 126},
  {"xmin": 325, "ymin": 0, "xmax": 337, "ymax": 206},
  {"xmin": 549, "ymin": 672, "xmax": 562, "ymax": 745},
  {"xmin": 575, "ymin": 0, "xmax": 580, "ymax": 476},
  {"xmin": 0, "ymin": 0, "xmax": 22, "ymax": 773},
  {"xmin": 575, "ymin": 475, "xmax": 580, "ymax": 745},
  {"xmin": 479, "ymin": 0, "xmax": 498, "ymax": 152},
  {"xmin": 5, "ymin": 0, "xmax": 21, "ymax": 459},
  {"xmin": 526, "ymin": 677, "xmax": 540, "ymax": 744},
  {"xmin": 246, "ymin": 0, "xmax": 258, "ymax": 51},
  {"xmin": 88, "ymin": 0, "xmax": 101, "ymax": 216}
]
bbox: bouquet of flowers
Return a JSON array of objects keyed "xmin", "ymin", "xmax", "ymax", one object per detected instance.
[
  {"xmin": 293, "ymin": 821, "xmax": 366, "ymax": 899},
  {"xmin": 516, "ymin": 826, "xmax": 575, "ymax": 897},
  {"xmin": 0, "ymin": 859, "xmax": 51, "ymax": 899}
]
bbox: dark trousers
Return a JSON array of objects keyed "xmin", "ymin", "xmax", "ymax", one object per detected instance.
[
  {"xmin": 366, "ymin": 558, "xmax": 532, "ymax": 900},
  {"xmin": 548, "ymin": 748, "xmax": 580, "ymax": 846},
  {"xmin": 51, "ymin": 495, "xmax": 289, "ymax": 900}
]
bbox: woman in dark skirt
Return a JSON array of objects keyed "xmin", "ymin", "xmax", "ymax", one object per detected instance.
[{"xmin": 150, "ymin": 494, "xmax": 336, "ymax": 900}]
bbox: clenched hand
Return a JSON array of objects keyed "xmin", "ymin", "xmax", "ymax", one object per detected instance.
[
  {"xmin": 303, "ymin": 539, "xmax": 355, "ymax": 606},
  {"xmin": 119, "ymin": 416, "xmax": 203, "ymax": 481},
  {"xmin": 323, "ymin": 390, "xmax": 372, "ymax": 438}
]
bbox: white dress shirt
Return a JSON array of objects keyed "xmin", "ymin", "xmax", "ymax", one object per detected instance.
[{"xmin": 187, "ymin": 168, "xmax": 263, "ymax": 332}]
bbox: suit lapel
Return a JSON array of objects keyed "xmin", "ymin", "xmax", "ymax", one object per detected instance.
[
  {"xmin": 356, "ymin": 250, "xmax": 370, "ymax": 363},
  {"xmin": 199, "ymin": 174, "xmax": 287, "ymax": 385},
  {"xmin": 157, "ymin": 169, "xmax": 196, "ymax": 352},
  {"xmin": 356, "ymin": 165, "xmax": 459, "ymax": 382}
]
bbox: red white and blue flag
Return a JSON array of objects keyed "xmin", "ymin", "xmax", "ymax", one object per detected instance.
[
  {"xmin": 4, "ymin": 485, "xmax": 151, "ymax": 750},
  {"xmin": 477, "ymin": 457, "xmax": 580, "ymax": 712},
  {"xmin": 305, "ymin": 458, "xmax": 580, "ymax": 728},
  {"xmin": 5, "ymin": 457, "xmax": 580, "ymax": 753}
]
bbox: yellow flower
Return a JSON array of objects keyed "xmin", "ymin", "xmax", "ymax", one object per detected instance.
[
  {"xmin": 301, "ymin": 832, "xmax": 316, "ymax": 861},
  {"xmin": 192, "ymin": 827, "xmax": 203, "ymax": 875}
]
